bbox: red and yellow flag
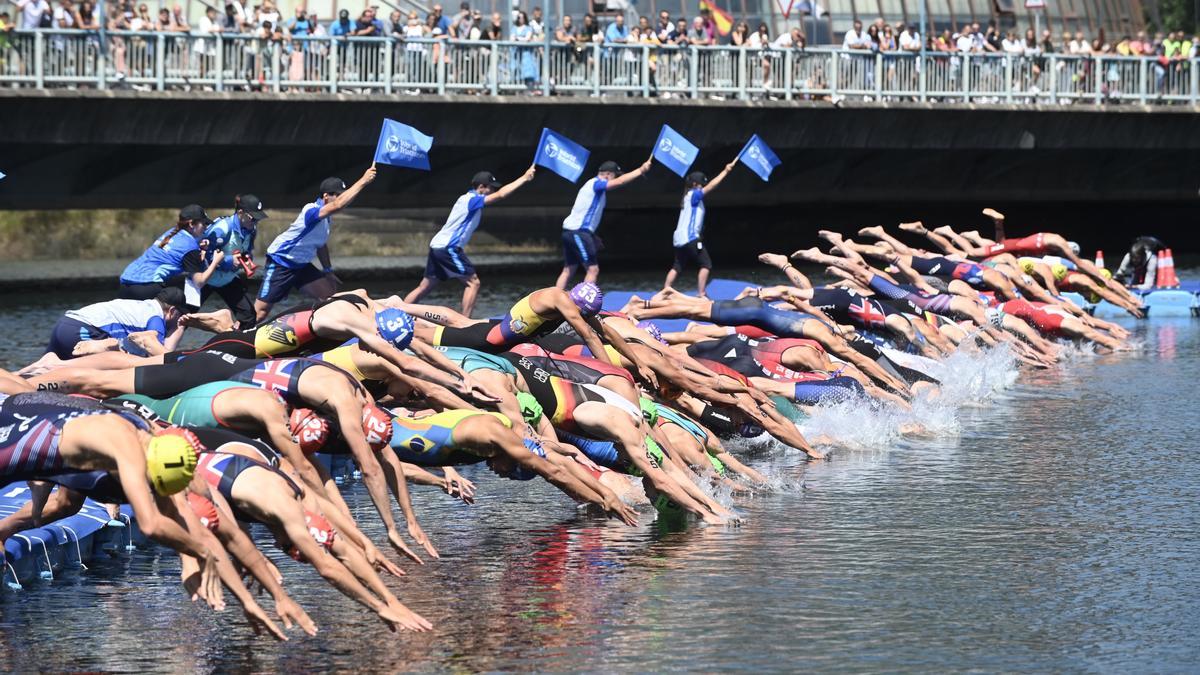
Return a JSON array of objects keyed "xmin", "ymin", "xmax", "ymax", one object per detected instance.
[{"xmin": 699, "ymin": 0, "xmax": 733, "ymax": 36}]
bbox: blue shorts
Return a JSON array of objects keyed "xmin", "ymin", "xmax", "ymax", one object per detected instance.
[
  {"xmin": 46, "ymin": 316, "xmax": 108, "ymax": 360},
  {"xmin": 562, "ymin": 230, "xmax": 599, "ymax": 267},
  {"xmin": 257, "ymin": 256, "xmax": 326, "ymax": 304},
  {"xmin": 424, "ymin": 247, "xmax": 475, "ymax": 281}
]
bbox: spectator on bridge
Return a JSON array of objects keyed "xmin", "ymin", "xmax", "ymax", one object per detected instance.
[
  {"xmin": 15, "ymin": 0, "xmax": 51, "ymax": 30},
  {"xmin": 604, "ymin": 12, "xmax": 628, "ymax": 44},
  {"xmin": 256, "ymin": 0, "xmax": 278, "ymax": 29},
  {"xmin": 655, "ymin": 10, "xmax": 671, "ymax": 42},
  {"xmin": 899, "ymin": 23, "xmax": 920, "ymax": 53},
  {"xmin": 352, "ymin": 8, "xmax": 380, "ymax": 36},
  {"xmin": 513, "ymin": 10, "xmax": 539, "ymax": 90},
  {"xmin": 730, "ymin": 21, "xmax": 748, "ymax": 46},
  {"xmin": 286, "ymin": 7, "xmax": 311, "ymax": 36},
  {"xmin": 579, "ymin": 12, "xmax": 600, "ymax": 43},
  {"xmin": 448, "ymin": 1, "xmax": 471, "ymax": 37},
  {"xmin": 842, "ymin": 19, "xmax": 870, "ymax": 51},
  {"xmin": 529, "ymin": 6, "xmax": 544, "ymax": 38},
  {"xmin": 329, "ymin": 8, "xmax": 352, "ymax": 36},
  {"xmin": 195, "ymin": 5, "xmax": 220, "ymax": 77},
  {"xmin": 428, "ymin": 3, "xmax": 450, "ymax": 35},
  {"xmin": 689, "ymin": 16, "xmax": 711, "ymax": 45},
  {"xmin": 219, "ymin": 3, "xmax": 240, "ymax": 31},
  {"xmin": 482, "ymin": 11, "xmax": 502, "ymax": 39},
  {"xmin": 405, "ymin": 166, "xmax": 537, "ymax": 317},
  {"xmin": 255, "ymin": 167, "xmax": 377, "ymax": 321}
]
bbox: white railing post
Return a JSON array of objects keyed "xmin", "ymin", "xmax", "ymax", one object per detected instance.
[
  {"xmin": 214, "ymin": 34, "xmax": 224, "ymax": 91},
  {"xmin": 875, "ymin": 52, "xmax": 883, "ymax": 99},
  {"xmin": 642, "ymin": 45, "xmax": 650, "ymax": 97},
  {"xmin": 737, "ymin": 48, "xmax": 747, "ymax": 100},
  {"xmin": 542, "ymin": 42, "xmax": 552, "ymax": 96},
  {"xmin": 97, "ymin": 35, "xmax": 106, "ymax": 90},
  {"xmin": 329, "ymin": 37, "xmax": 338, "ymax": 93},
  {"xmin": 489, "ymin": 43, "xmax": 499, "ymax": 95},
  {"xmin": 34, "ymin": 31, "xmax": 44, "ymax": 88},
  {"xmin": 919, "ymin": 53, "xmax": 927, "ymax": 102},
  {"xmin": 436, "ymin": 46, "xmax": 445, "ymax": 94},
  {"xmin": 961, "ymin": 54, "xmax": 970, "ymax": 102},
  {"xmin": 155, "ymin": 33, "xmax": 165, "ymax": 90},
  {"xmin": 1094, "ymin": 56, "xmax": 1102, "ymax": 104},
  {"xmin": 1048, "ymin": 55, "xmax": 1057, "ymax": 104},
  {"xmin": 592, "ymin": 42, "xmax": 601, "ymax": 96},
  {"xmin": 689, "ymin": 45, "xmax": 699, "ymax": 98},
  {"xmin": 830, "ymin": 51, "xmax": 838, "ymax": 99},
  {"xmin": 1005, "ymin": 55, "xmax": 1013, "ymax": 102},
  {"xmin": 383, "ymin": 39, "xmax": 393, "ymax": 95},
  {"xmin": 271, "ymin": 41, "xmax": 281, "ymax": 93},
  {"xmin": 784, "ymin": 48, "xmax": 793, "ymax": 100},
  {"xmin": 1137, "ymin": 58, "xmax": 1147, "ymax": 104},
  {"xmin": 1191, "ymin": 59, "xmax": 1198, "ymax": 105}
]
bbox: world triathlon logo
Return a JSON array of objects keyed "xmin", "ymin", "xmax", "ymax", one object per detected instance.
[
  {"xmin": 386, "ymin": 135, "xmax": 400, "ymax": 153},
  {"xmin": 545, "ymin": 141, "xmax": 559, "ymax": 159},
  {"xmin": 658, "ymin": 137, "xmax": 674, "ymax": 154}
]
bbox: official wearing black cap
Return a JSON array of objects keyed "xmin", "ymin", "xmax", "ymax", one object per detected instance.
[
  {"xmin": 119, "ymin": 203, "xmax": 221, "ymax": 303},
  {"xmin": 198, "ymin": 193, "xmax": 270, "ymax": 327},
  {"xmin": 404, "ymin": 164, "xmax": 537, "ymax": 317},
  {"xmin": 663, "ymin": 156, "xmax": 739, "ymax": 298},
  {"xmin": 555, "ymin": 153, "xmax": 654, "ymax": 290},
  {"xmin": 255, "ymin": 165, "xmax": 377, "ymax": 321}
]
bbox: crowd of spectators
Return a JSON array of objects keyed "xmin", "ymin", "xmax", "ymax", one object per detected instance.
[{"xmin": 0, "ymin": 0, "xmax": 1197, "ymax": 99}]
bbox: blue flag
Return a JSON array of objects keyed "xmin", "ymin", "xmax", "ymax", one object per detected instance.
[
  {"xmin": 737, "ymin": 135, "xmax": 781, "ymax": 182},
  {"xmin": 374, "ymin": 119, "xmax": 433, "ymax": 170},
  {"xmin": 533, "ymin": 128, "xmax": 590, "ymax": 183},
  {"xmin": 652, "ymin": 125, "xmax": 700, "ymax": 178}
]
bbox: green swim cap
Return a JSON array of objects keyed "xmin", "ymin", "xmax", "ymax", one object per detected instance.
[
  {"xmin": 639, "ymin": 397, "xmax": 659, "ymax": 426},
  {"xmin": 707, "ymin": 453, "xmax": 727, "ymax": 477},
  {"xmin": 516, "ymin": 392, "xmax": 543, "ymax": 424},
  {"xmin": 644, "ymin": 435, "xmax": 665, "ymax": 465},
  {"xmin": 653, "ymin": 493, "xmax": 687, "ymax": 518}
]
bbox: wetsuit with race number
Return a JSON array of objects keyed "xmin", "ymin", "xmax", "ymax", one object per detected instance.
[
  {"xmin": 499, "ymin": 352, "xmax": 641, "ymax": 433},
  {"xmin": 386, "ymin": 409, "xmax": 513, "ymax": 465},
  {"xmin": 507, "ymin": 343, "xmax": 633, "ymax": 386},
  {"xmin": 909, "ymin": 255, "xmax": 987, "ymax": 286},
  {"xmin": 170, "ymin": 294, "xmax": 370, "ymax": 361},
  {"xmin": 807, "ymin": 287, "xmax": 905, "ymax": 330},
  {"xmin": 429, "ymin": 292, "xmax": 566, "ymax": 353},
  {"xmin": 117, "ymin": 381, "xmax": 271, "ymax": 430},
  {"xmin": 981, "ymin": 233, "xmax": 1051, "ymax": 257},
  {"xmin": 0, "ymin": 391, "xmax": 136, "ymax": 487}
]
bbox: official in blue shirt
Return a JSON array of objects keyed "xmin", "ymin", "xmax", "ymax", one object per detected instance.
[
  {"xmin": 45, "ymin": 287, "xmax": 189, "ymax": 360},
  {"xmin": 555, "ymin": 156, "xmax": 652, "ymax": 290},
  {"xmin": 403, "ymin": 166, "xmax": 536, "ymax": 317},
  {"xmin": 201, "ymin": 193, "xmax": 268, "ymax": 328},
  {"xmin": 255, "ymin": 166, "xmax": 376, "ymax": 321},
  {"xmin": 663, "ymin": 159, "xmax": 736, "ymax": 297},
  {"xmin": 119, "ymin": 204, "xmax": 223, "ymax": 306}
]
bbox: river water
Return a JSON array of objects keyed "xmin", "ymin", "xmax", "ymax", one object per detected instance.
[{"xmin": 1, "ymin": 269, "xmax": 1198, "ymax": 672}]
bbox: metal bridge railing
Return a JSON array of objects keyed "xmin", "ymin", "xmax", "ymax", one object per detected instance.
[{"xmin": 3, "ymin": 30, "xmax": 1197, "ymax": 106}]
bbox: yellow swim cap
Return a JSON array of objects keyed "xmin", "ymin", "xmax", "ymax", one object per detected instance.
[
  {"xmin": 1052, "ymin": 264, "xmax": 1069, "ymax": 281},
  {"xmin": 146, "ymin": 429, "xmax": 200, "ymax": 496},
  {"xmin": 1019, "ymin": 259, "xmax": 1036, "ymax": 274},
  {"xmin": 1100, "ymin": 268, "xmax": 1113, "ymax": 280}
]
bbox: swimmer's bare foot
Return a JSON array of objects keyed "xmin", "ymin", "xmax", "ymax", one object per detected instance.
[
  {"xmin": 898, "ymin": 221, "xmax": 926, "ymax": 234},
  {"xmin": 858, "ymin": 225, "xmax": 885, "ymax": 239},
  {"xmin": 180, "ymin": 308, "xmax": 235, "ymax": 333},
  {"xmin": 981, "ymin": 207, "xmax": 1005, "ymax": 221},
  {"xmin": 621, "ymin": 295, "xmax": 646, "ymax": 317},
  {"xmin": 127, "ymin": 332, "xmax": 160, "ymax": 354},
  {"xmin": 73, "ymin": 338, "xmax": 119, "ymax": 356},
  {"xmin": 817, "ymin": 229, "xmax": 844, "ymax": 244},
  {"xmin": 789, "ymin": 247, "xmax": 823, "ymax": 262},
  {"xmin": 933, "ymin": 225, "xmax": 958, "ymax": 238},
  {"xmin": 758, "ymin": 253, "xmax": 789, "ymax": 268},
  {"xmin": 17, "ymin": 353, "xmax": 62, "ymax": 376},
  {"xmin": 651, "ymin": 287, "xmax": 677, "ymax": 302}
]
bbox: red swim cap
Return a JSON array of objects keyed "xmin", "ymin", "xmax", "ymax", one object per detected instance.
[
  {"xmin": 361, "ymin": 404, "xmax": 393, "ymax": 452},
  {"xmin": 186, "ymin": 492, "xmax": 221, "ymax": 532},
  {"xmin": 289, "ymin": 407, "xmax": 330, "ymax": 455}
]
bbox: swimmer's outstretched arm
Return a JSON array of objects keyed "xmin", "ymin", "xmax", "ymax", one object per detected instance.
[
  {"xmin": 382, "ymin": 299, "xmax": 474, "ymax": 327},
  {"xmin": 0, "ymin": 369, "xmax": 32, "ymax": 394}
]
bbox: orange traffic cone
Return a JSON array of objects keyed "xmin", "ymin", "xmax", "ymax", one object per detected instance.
[
  {"xmin": 1094, "ymin": 250, "xmax": 1105, "ymax": 269},
  {"xmin": 1154, "ymin": 250, "xmax": 1167, "ymax": 288},
  {"xmin": 1163, "ymin": 248, "xmax": 1180, "ymax": 288}
]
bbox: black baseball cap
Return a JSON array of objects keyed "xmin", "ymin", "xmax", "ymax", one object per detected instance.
[
  {"xmin": 597, "ymin": 160, "xmax": 622, "ymax": 175},
  {"xmin": 686, "ymin": 171, "xmax": 708, "ymax": 185},
  {"xmin": 236, "ymin": 193, "xmax": 268, "ymax": 220},
  {"xmin": 471, "ymin": 171, "xmax": 503, "ymax": 189},
  {"xmin": 179, "ymin": 204, "xmax": 212, "ymax": 224},
  {"xmin": 320, "ymin": 177, "xmax": 347, "ymax": 195},
  {"xmin": 155, "ymin": 286, "xmax": 188, "ymax": 310}
]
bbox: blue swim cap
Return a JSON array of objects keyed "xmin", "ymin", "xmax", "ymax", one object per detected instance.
[
  {"xmin": 499, "ymin": 436, "xmax": 547, "ymax": 481},
  {"xmin": 375, "ymin": 308, "xmax": 414, "ymax": 350},
  {"xmin": 635, "ymin": 320, "xmax": 666, "ymax": 344},
  {"xmin": 569, "ymin": 282, "xmax": 604, "ymax": 316},
  {"xmin": 737, "ymin": 422, "xmax": 765, "ymax": 438}
]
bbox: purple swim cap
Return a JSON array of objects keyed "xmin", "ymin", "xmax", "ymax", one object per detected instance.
[
  {"xmin": 569, "ymin": 282, "xmax": 603, "ymax": 315},
  {"xmin": 636, "ymin": 320, "xmax": 667, "ymax": 344}
]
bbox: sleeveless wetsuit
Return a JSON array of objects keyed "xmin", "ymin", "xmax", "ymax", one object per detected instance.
[
  {"xmin": 434, "ymin": 346, "xmax": 518, "ymax": 376},
  {"xmin": 509, "ymin": 343, "xmax": 633, "ymax": 385},
  {"xmin": 119, "ymin": 381, "xmax": 264, "ymax": 429},
  {"xmin": 196, "ymin": 451, "xmax": 301, "ymax": 520},
  {"xmin": 501, "ymin": 353, "xmax": 639, "ymax": 432},
  {"xmin": 0, "ymin": 391, "xmax": 125, "ymax": 486},
  {"xmin": 744, "ymin": 336, "xmax": 826, "ymax": 381},
  {"xmin": 808, "ymin": 287, "xmax": 904, "ymax": 329},
  {"xmin": 685, "ymin": 335, "xmax": 765, "ymax": 379},
  {"xmin": 489, "ymin": 292, "xmax": 564, "ymax": 345},
  {"xmin": 708, "ymin": 297, "xmax": 817, "ymax": 337},
  {"xmin": 387, "ymin": 409, "xmax": 511, "ymax": 466}
]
